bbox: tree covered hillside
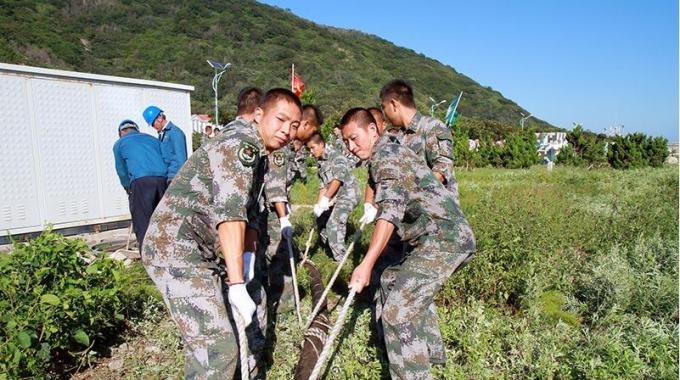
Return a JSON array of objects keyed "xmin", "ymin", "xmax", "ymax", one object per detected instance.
[{"xmin": 0, "ymin": 0, "xmax": 556, "ymax": 130}]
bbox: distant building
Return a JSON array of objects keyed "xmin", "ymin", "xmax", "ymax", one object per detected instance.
[
  {"xmin": 536, "ymin": 132, "xmax": 568, "ymax": 163},
  {"xmin": 667, "ymin": 143, "xmax": 679, "ymax": 165},
  {"xmin": 191, "ymin": 114, "xmax": 212, "ymax": 133}
]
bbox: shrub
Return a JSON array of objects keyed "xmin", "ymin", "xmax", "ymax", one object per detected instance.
[{"xmin": 0, "ymin": 231, "xmax": 156, "ymax": 378}]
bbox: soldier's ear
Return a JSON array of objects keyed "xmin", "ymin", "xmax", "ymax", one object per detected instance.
[
  {"xmin": 368, "ymin": 122, "xmax": 378, "ymax": 135},
  {"xmin": 253, "ymin": 107, "xmax": 264, "ymax": 124},
  {"xmin": 389, "ymin": 98, "xmax": 399, "ymax": 112}
]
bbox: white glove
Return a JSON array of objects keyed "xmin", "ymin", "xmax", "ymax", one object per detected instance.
[
  {"xmin": 242, "ymin": 251, "xmax": 255, "ymax": 284},
  {"xmin": 279, "ymin": 216, "xmax": 293, "ymax": 240},
  {"xmin": 359, "ymin": 202, "xmax": 378, "ymax": 225},
  {"xmin": 313, "ymin": 196, "xmax": 331, "ymax": 217},
  {"xmin": 228, "ymin": 283, "xmax": 256, "ymax": 326}
]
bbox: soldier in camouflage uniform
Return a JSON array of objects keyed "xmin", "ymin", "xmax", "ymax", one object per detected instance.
[
  {"xmin": 286, "ymin": 139, "xmax": 308, "ymax": 192},
  {"xmin": 233, "ymin": 86, "xmax": 297, "ymax": 315},
  {"xmin": 339, "ymin": 108, "xmax": 475, "ymax": 380},
  {"xmin": 380, "ymin": 79, "xmax": 461, "ymax": 207},
  {"xmin": 141, "ymin": 89, "xmax": 302, "ymax": 380},
  {"xmin": 294, "ymin": 104, "xmax": 323, "ymax": 143},
  {"xmin": 354, "ymin": 108, "xmax": 407, "ymax": 353},
  {"xmin": 260, "ymin": 143, "xmax": 297, "ymax": 313},
  {"xmin": 378, "ymin": 79, "xmax": 464, "ymax": 363},
  {"xmin": 331, "ymin": 124, "xmax": 362, "ymax": 167},
  {"xmin": 306, "ymin": 132, "xmax": 360, "ymax": 261}
]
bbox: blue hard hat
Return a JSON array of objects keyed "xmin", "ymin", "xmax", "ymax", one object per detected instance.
[
  {"xmin": 143, "ymin": 105, "xmax": 163, "ymax": 125},
  {"xmin": 118, "ymin": 119, "xmax": 139, "ymax": 132}
]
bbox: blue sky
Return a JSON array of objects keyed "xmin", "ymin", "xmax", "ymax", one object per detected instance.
[{"xmin": 261, "ymin": 0, "xmax": 678, "ymax": 141}]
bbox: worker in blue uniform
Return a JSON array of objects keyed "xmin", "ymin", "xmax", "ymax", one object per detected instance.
[
  {"xmin": 142, "ymin": 105, "xmax": 188, "ymax": 183},
  {"xmin": 113, "ymin": 119, "xmax": 168, "ymax": 249}
]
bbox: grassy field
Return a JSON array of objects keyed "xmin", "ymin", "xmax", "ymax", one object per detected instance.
[{"xmin": 78, "ymin": 165, "xmax": 679, "ymax": 379}]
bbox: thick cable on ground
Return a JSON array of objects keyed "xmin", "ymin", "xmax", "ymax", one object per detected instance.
[
  {"xmin": 231, "ymin": 307, "xmax": 250, "ymax": 380},
  {"xmin": 287, "ymin": 238, "xmax": 303, "ymax": 325},
  {"xmin": 308, "ymin": 288, "xmax": 357, "ymax": 380},
  {"xmin": 305, "ymin": 222, "xmax": 366, "ymax": 329}
]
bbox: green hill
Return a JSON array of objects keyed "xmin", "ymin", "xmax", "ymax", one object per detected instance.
[{"xmin": 0, "ymin": 0, "xmax": 556, "ymax": 131}]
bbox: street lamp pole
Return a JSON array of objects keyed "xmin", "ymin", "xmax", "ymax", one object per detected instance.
[
  {"xmin": 520, "ymin": 113, "xmax": 533, "ymax": 130},
  {"xmin": 207, "ymin": 60, "xmax": 231, "ymax": 127},
  {"xmin": 429, "ymin": 96, "xmax": 447, "ymax": 117}
]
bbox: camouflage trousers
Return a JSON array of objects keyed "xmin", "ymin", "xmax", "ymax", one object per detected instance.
[
  {"xmin": 258, "ymin": 209, "xmax": 295, "ymax": 313},
  {"xmin": 369, "ymin": 233, "xmax": 447, "ymax": 365},
  {"xmin": 448, "ymin": 173, "xmax": 461, "ymax": 208},
  {"xmin": 316, "ymin": 199, "xmax": 358, "ymax": 261},
  {"xmin": 143, "ymin": 258, "xmax": 267, "ymax": 379},
  {"xmin": 378, "ymin": 235, "xmax": 474, "ymax": 380}
]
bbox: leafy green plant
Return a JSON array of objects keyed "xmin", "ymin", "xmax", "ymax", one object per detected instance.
[{"xmin": 0, "ymin": 230, "xmax": 156, "ymax": 378}]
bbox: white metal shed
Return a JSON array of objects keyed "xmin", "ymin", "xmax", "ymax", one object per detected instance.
[{"xmin": 0, "ymin": 63, "xmax": 194, "ymax": 239}]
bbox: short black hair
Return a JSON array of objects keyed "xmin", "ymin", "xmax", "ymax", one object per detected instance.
[
  {"xmin": 339, "ymin": 107, "xmax": 377, "ymax": 130},
  {"xmin": 237, "ymin": 87, "xmax": 263, "ymax": 116},
  {"xmin": 259, "ymin": 88, "xmax": 303, "ymax": 113},
  {"xmin": 305, "ymin": 132, "xmax": 325, "ymax": 146},
  {"xmin": 302, "ymin": 104, "xmax": 324, "ymax": 127},
  {"xmin": 366, "ymin": 107, "xmax": 384, "ymax": 122},
  {"xmin": 379, "ymin": 79, "xmax": 415, "ymax": 108}
]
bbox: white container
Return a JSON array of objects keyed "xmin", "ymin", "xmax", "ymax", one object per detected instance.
[{"xmin": 0, "ymin": 63, "xmax": 194, "ymax": 238}]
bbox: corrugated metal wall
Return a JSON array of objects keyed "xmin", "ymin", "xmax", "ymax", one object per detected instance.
[{"xmin": 0, "ymin": 65, "xmax": 193, "ymax": 236}]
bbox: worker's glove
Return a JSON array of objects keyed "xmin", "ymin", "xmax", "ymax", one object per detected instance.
[
  {"xmin": 359, "ymin": 202, "xmax": 378, "ymax": 225},
  {"xmin": 242, "ymin": 251, "xmax": 255, "ymax": 284},
  {"xmin": 313, "ymin": 196, "xmax": 331, "ymax": 217},
  {"xmin": 279, "ymin": 216, "xmax": 294, "ymax": 240},
  {"xmin": 228, "ymin": 283, "xmax": 256, "ymax": 326}
]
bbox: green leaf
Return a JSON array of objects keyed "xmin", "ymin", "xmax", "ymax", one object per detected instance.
[
  {"xmin": 17, "ymin": 331, "xmax": 31, "ymax": 348},
  {"xmin": 40, "ymin": 294, "xmax": 60, "ymax": 305},
  {"xmin": 73, "ymin": 329, "xmax": 90, "ymax": 346},
  {"xmin": 85, "ymin": 264, "xmax": 98, "ymax": 274}
]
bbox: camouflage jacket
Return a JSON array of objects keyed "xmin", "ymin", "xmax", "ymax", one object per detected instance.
[
  {"xmin": 316, "ymin": 142, "xmax": 360, "ymax": 205},
  {"xmin": 396, "ymin": 111, "xmax": 455, "ymax": 187},
  {"xmin": 264, "ymin": 144, "xmax": 290, "ymax": 207},
  {"xmin": 287, "ymin": 145, "xmax": 308, "ymax": 186},
  {"xmin": 368, "ymin": 136, "xmax": 475, "ymax": 251},
  {"xmin": 329, "ymin": 133, "xmax": 361, "ymax": 168},
  {"xmin": 143, "ymin": 118, "xmax": 267, "ymax": 267}
]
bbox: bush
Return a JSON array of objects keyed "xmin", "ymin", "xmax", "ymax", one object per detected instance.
[
  {"xmin": 191, "ymin": 131, "xmax": 202, "ymax": 151},
  {"xmin": 0, "ymin": 231, "xmax": 157, "ymax": 378}
]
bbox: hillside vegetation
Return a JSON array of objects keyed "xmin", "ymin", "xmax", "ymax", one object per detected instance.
[
  {"xmin": 0, "ymin": 0, "xmax": 556, "ymax": 131},
  {"xmin": 55, "ymin": 165, "xmax": 678, "ymax": 379}
]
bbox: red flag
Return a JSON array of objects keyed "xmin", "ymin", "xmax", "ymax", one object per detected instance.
[{"xmin": 292, "ymin": 73, "xmax": 305, "ymax": 98}]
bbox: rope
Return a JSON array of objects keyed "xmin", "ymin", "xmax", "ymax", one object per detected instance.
[
  {"xmin": 287, "ymin": 238, "xmax": 303, "ymax": 325},
  {"xmin": 305, "ymin": 222, "xmax": 366, "ymax": 329},
  {"xmin": 301, "ymin": 227, "xmax": 315, "ymax": 264},
  {"xmin": 308, "ymin": 288, "xmax": 357, "ymax": 380},
  {"xmin": 231, "ymin": 307, "xmax": 250, "ymax": 380},
  {"xmin": 125, "ymin": 222, "xmax": 133, "ymax": 251}
]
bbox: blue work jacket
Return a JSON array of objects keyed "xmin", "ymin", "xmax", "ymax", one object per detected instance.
[
  {"xmin": 113, "ymin": 130, "xmax": 167, "ymax": 189},
  {"xmin": 158, "ymin": 121, "xmax": 188, "ymax": 179}
]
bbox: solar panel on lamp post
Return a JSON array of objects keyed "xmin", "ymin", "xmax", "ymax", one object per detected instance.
[{"xmin": 207, "ymin": 60, "xmax": 231, "ymax": 128}]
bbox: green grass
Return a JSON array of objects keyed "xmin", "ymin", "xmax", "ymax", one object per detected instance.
[{"xmin": 79, "ymin": 165, "xmax": 679, "ymax": 379}]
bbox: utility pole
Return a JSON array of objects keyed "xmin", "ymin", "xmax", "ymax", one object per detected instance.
[{"xmin": 207, "ymin": 60, "xmax": 231, "ymax": 127}]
